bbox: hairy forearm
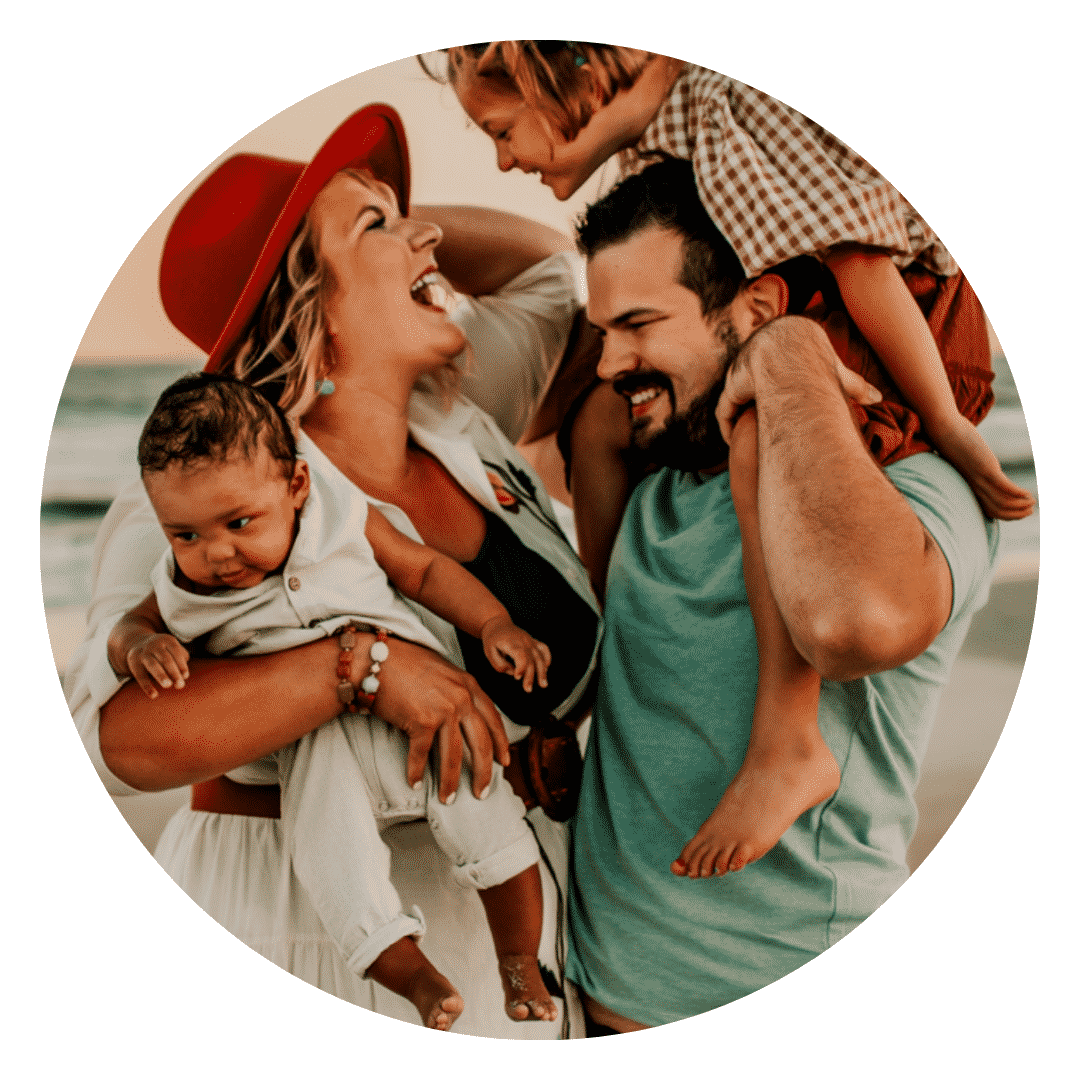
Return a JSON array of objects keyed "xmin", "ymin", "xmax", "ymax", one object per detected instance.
[
  {"xmin": 746, "ymin": 318, "xmax": 951, "ymax": 679},
  {"xmin": 98, "ymin": 635, "xmax": 361, "ymax": 791},
  {"xmin": 415, "ymin": 204, "xmax": 573, "ymax": 296}
]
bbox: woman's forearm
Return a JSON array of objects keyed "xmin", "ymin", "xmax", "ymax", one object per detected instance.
[
  {"xmin": 415, "ymin": 204, "xmax": 573, "ymax": 296},
  {"xmin": 99, "ymin": 636, "xmax": 352, "ymax": 791}
]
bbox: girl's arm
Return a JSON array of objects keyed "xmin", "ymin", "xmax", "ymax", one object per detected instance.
[
  {"xmin": 365, "ymin": 507, "xmax": 550, "ymax": 688},
  {"xmin": 823, "ymin": 244, "xmax": 1034, "ymax": 519},
  {"xmin": 413, "ymin": 205, "xmax": 573, "ymax": 297}
]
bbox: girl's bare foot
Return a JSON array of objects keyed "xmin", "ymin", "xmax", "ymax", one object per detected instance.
[
  {"xmin": 930, "ymin": 414, "xmax": 1035, "ymax": 521},
  {"xmin": 497, "ymin": 954, "xmax": 558, "ymax": 1022},
  {"xmin": 367, "ymin": 936, "xmax": 464, "ymax": 1031},
  {"xmin": 672, "ymin": 735, "xmax": 841, "ymax": 878}
]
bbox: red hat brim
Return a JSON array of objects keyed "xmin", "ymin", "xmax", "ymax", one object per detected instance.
[{"xmin": 159, "ymin": 104, "xmax": 410, "ymax": 371}]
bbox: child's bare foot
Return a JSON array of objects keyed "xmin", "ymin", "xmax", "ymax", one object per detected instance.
[
  {"xmin": 367, "ymin": 936, "xmax": 464, "ymax": 1030},
  {"xmin": 411, "ymin": 971, "xmax": 465, "ymax": 1031},
  {"xmin": 930, "ymin": 414, "xmax": 1035, "ymax": 521},
  {"xmin": 497, "ymin": 954, "xmax": 558, "ymax": 1022},
  {"xmin": 672, "ymin": 736, "xmax": 841, "ymax": 878}
]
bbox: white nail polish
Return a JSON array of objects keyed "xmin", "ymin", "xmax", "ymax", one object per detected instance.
[
  {"xmin": 479, "ymin": 783, "xmax": 491, "ymax": 801},
  {"xmin": 412, "ymin": 780, "xmax": 423, "ymax": 792},
  {"xmin": 445, "ymin": 792, "xmax": 457, "ymax": 806}
]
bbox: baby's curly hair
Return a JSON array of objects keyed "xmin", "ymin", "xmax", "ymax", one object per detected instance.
[{"xmin": 138, "ymin": 372, "xmax": 297, "ymax": 477}]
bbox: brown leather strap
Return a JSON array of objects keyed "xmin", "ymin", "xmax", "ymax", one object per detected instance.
[{"xmin": 191, "ymin": 775, "xmax": 281, "ymax": 818}]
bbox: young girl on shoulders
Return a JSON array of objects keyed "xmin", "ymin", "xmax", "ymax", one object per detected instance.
[{"xmin": 431, "ymin": 41, "xmax": 1031, "ymax": 878}]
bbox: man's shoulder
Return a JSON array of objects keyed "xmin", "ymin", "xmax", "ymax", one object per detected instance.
[{"xmin": 885, "ymin": 452, "xmax": 1000, "ymax": 622}]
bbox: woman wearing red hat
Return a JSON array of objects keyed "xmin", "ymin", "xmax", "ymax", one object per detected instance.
[{"xmin": 64, "ymin": 105, "xmax": 600, "ymax": 1038}]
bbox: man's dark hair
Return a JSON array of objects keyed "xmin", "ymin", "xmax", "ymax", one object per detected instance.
[
  {"xmin": 576, "ymin": 157, "xmax": 747, "ymax": 321},
  {"xmin": 137, "ymin": 372, "xmax": 297, "ymax": 476}
]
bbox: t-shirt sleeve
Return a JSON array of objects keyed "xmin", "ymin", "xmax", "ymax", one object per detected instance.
[
  {"xmin": 62, "ymin": 480, "xmax": 169, "ymax": 796},
  {"xmin": 884, "ymin": 452, "xmax": 1000, "ymax": 625},
  {"xmin": 451, "ymin": 251, "xmax": 586, "ymax": 444}
]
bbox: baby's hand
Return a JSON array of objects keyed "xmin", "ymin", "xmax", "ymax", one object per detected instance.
[
  {"xmin": 126, "ymin": 634, "xmax": 190, "ymax": 699},
  {"xmin": 928, "ymin": 413, "xmax": 1035, "ymax": 521},
  {"xmin": 480, "ymin": 616, "xmax": 551, "ymax": 693}
]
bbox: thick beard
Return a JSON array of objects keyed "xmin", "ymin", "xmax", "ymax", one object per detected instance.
[{"xmin": 633, "ymin": 320, "xmax": 741, "ymax": 473}]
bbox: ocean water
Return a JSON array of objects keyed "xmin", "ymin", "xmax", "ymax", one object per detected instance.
[
  {"xmin": 41, "ymin": 361, "xmax": 200, "ymax": 608},
  {"xmin": 39, "ymin": 356, "xmax": 1038, "ymax": 612}
]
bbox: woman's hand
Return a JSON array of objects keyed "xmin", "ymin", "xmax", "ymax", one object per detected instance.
[{"xmin": 366, "ymin": 636, "xmax": 511, "ymax": 803}]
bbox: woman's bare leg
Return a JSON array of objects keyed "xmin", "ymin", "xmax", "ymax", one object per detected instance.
[
  {"xmin": 366, "ymin": 936, "xmax": 464, "ymax": 1031},
  {"xmin": 673, "ymin": 410, "xmax": 838, "ymax": 878},
  {"xmin": 478, "ymin": 864, "xmax": 558, "ymax": 1021}
]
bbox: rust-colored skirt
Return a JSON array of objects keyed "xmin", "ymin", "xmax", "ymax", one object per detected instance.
[{"xmin": 805, "ymin": 266, "xmax": 994, "ymax": 466}]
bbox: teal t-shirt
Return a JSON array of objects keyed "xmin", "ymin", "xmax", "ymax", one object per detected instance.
[{"xmin": 566, "ymin": 452, "xmax": 998, "ymax": 1026}]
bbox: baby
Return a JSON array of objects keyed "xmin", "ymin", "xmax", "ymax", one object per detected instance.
[{"xmin": 108, "ymin": 373, "xmax": 557, "ymax": 1030}]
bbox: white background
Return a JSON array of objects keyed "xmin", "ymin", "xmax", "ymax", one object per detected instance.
[{"xmin": 7, "ymin": 2, "xmax": 1077, "ymax": 1075}]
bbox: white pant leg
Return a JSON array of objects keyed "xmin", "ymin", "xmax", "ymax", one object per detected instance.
[
  {"xmin": 349, "ymin": 718, "xmax": 539, "ymax": 891},
  {"xmin": 277, "ymin": 720, "xmax": 425, "ymax": 977}
]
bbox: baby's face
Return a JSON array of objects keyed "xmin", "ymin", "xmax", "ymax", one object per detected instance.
[{"xmin": 144, "ymin": 448, "xmax": 310, "ymax": 591}]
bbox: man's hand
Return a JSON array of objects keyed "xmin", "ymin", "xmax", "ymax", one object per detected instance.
[
  {"xmin": 717, "ymin": 317, "xmax": 882, "ymax": 444},
  {"xmin": 361, "ymin": 636, "xmax": 511, "ymax": 803}
]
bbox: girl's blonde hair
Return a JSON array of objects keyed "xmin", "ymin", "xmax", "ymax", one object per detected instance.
[
  {"xmin": 431, "ymin": 41, "xmax": 653, "ymax": 142},
  {"xmin": 220, "ymin": 168, "xmax": 460, "ymax": 421}
]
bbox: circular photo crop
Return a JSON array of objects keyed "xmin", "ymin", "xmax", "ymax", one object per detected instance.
[{"xmin": 42, "ymin": 43, "xmax": 1039, "ymax": 1041}]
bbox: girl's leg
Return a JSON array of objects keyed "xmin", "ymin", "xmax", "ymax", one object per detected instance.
[
  {"xmin": 478, "ymin": 864, "xmax": 558, "ymax": 1021},
  {"xmin": 569, "ymin": 381, "xmax": 636, "ymax": 600},
  {"xmin": 673, "ymin": 409, "xmax": 838, "ymax": 879}
]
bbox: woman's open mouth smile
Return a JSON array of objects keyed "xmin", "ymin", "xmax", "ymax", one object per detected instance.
[{"xmin": 410, "ymin": 269, "xmax": 452, "ymax": 315}]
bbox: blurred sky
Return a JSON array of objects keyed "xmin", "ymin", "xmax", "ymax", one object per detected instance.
[{"xmin": 77, "ymin": 55, "xmax": 614, "ymax": 360}]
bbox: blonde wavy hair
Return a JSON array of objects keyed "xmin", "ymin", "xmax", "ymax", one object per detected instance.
[
  {"xmin": 220, "ymin": 168, "xmax": 460, "ymax": 422},
  {"xmin": 428, "ymin": 41, "xmax": 653, "ymax": 142}
]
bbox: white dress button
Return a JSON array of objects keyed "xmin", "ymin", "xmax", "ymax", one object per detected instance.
[
  {"xmin": 378, "ymin": 801, "xmax": 389, "ymax": 812},
  {"xmin": 288, "ymin": 576, "xmax": 301, "ymax": 591}
]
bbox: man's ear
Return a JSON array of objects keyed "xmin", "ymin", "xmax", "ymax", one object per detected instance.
[{"xmin": 740, "ymin": 273, "xmax": 790, "ymax": 330}]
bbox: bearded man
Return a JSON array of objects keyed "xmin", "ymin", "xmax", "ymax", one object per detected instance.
[{"xmin": 563, "ymin": 160, "xmax": 999, "ymax": 1031}]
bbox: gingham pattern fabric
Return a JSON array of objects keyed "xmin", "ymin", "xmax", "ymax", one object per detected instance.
[{"xmin": 618, "ymin": 65, "xmax": 958, "ymax": 279}]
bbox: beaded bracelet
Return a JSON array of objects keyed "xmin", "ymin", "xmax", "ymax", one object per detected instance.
[{"xmin": 336, "ymin": 624, "xmax": 390, "ymax": 716}]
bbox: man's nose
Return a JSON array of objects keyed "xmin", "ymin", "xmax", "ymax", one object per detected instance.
[{"xmin": 596, "ymin": 336, "xmax": 637, "ymax": 382}]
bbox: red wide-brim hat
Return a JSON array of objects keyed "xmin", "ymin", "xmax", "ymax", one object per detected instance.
[{"xmin": 160, "ymin": 103, "xmax": 410, "ymax": 372}]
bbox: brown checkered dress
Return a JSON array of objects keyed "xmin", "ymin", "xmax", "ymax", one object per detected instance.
[
  {"xmin": 618, "ymin": 64, "xmax": 957, "ymax": 280},
  {"xmin": 616, "ymin": 64, "xmax": 994, "ymax": 465}
]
